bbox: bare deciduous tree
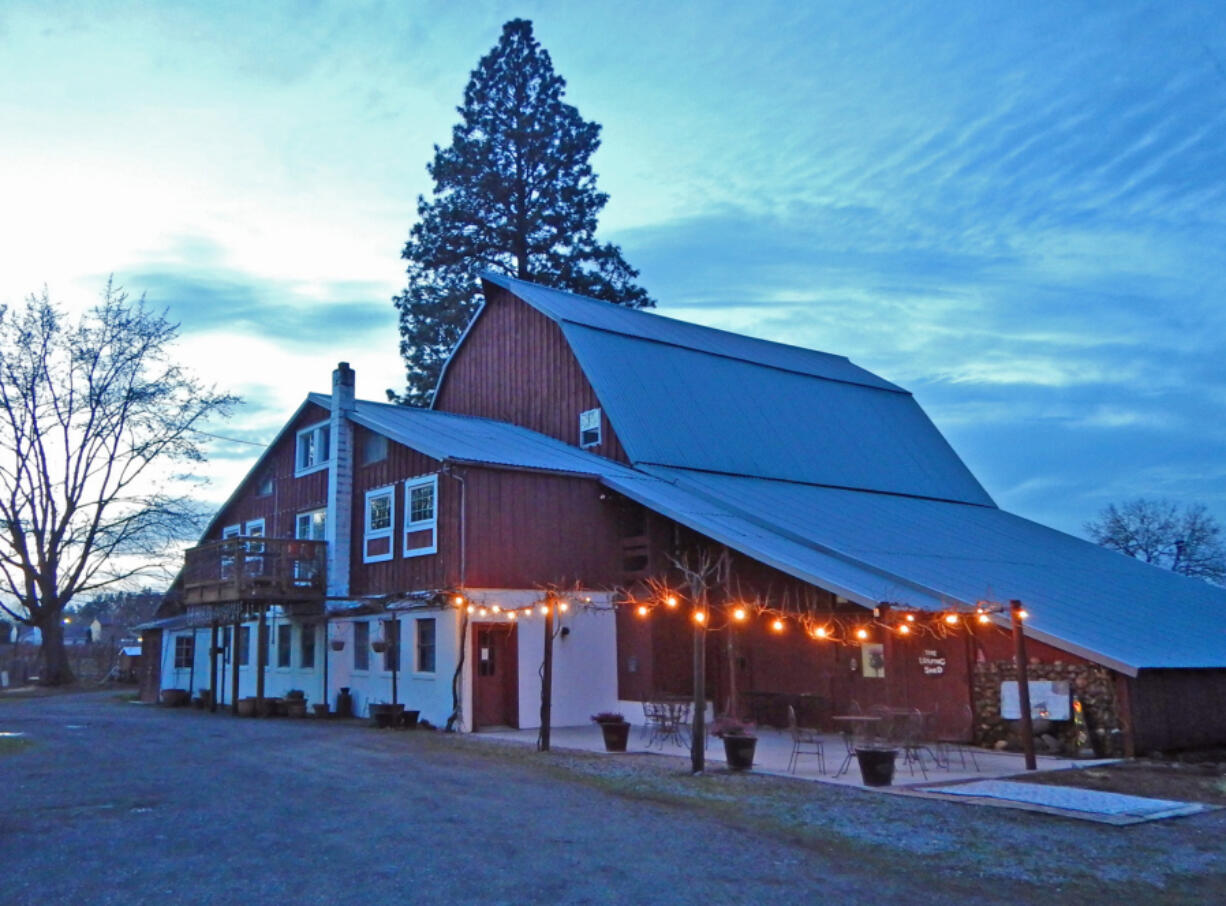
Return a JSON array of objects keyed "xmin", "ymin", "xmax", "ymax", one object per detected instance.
[
  {"xmin": 0, "ymin": 282, "xmax": 236, "ymax": 684},
  {"xmin": 1085, "ymin": 498, "xmax": 1226, "ymax": 583}
]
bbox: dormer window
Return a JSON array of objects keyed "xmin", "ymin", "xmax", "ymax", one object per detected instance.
[
  {"xmin": 579, "ymin": 408, "xmax": 601, "ymax": 448},
  {"xmin": 295, "ymin": 421, "xmax": 331, "ymax": 476}
]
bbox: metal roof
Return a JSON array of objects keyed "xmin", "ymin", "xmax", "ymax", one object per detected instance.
[
  {"xmin": 561, "ymin": 324, "xmax": 994, "ymax": 504},
  {"xmin": 633, "ymin": 467, "xmax": 1226, "ymax": 674},
  {"xmin": 307, "ymin": 394, "xmax": 643, "ymax": 479},
  {"xmin": 480, "ymin": 271, "xmax": 900, "ymax": 390}
]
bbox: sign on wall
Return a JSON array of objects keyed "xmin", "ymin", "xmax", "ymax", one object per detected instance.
[
  {"xmin": 918, "ymin": 649, "xmax": 946, "ymax": 676},
  {"xmin": 861, "ymin": 642, "xmax": 885, "ymax": 678}
]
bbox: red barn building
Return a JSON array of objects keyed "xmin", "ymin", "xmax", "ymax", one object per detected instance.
[{"xmin": 148, "ymin": 273, "xmax": 1226, "ymax": 752}]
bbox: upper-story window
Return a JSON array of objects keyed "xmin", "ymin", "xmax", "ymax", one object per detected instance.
[
  {"xmin": 362, "ymin": 432, "xmax": 388, "ymax": 466},
  {"xmin": 404, "ymin": 474, "xmax": 438, "ymax": 557},
  {"xmin": 579, "ymin": 408, "xmax": 601, "ymax": 448},
  {"xmin": 364, "ymin": 486, "xmax": 395, "ymax": 563},
  {"xmin": 256, "ymin": 469, "xmax": 275, "ymax": 497},
  {"xmin": 295, "ymin": 421, "xmax": 331, "ymax": 476}
]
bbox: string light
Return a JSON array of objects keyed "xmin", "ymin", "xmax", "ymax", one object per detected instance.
[
  {"xmin": 977, "ymin": 613, "xmax": 991, "ymax": 624},
  {"xmin": 478, "ymin": 607, "xmax": 488, "ymax": 617},
  {"xmin": 491, "ymin": 605, "xmax": 501, "ymax": 614},
  {"xmin": 453, "ymin": 595, "xmax": 465, "ymax": 607},
  {"xmin": 507, "ymin": 611, "xmax": 517, "ymax": 620},
  {"xmin": 665, "ymin": 595, "xmax": 679, "ymax": 608},
  {"xmin": 539, "ymin": 604, "xmax": 550, "ymax": 615},
  {"xmin": 1016, "ymin": 609, "xmax": 1029, "ymax": 620},
  {"xmin": 771, "ymin": 619, "xmax": 785, "ymax": 633},
  {"xmin": 855, "ymin": 627, "xmax": 869, "ymax": 640},
  {"xmin": 559, "ymin": 602, "xmax": 569, "ymax": 613},
  {"xmin": 732, "ymin": 607, "xmax": 747, "ymax": 622},
  {"xmin": 898, "ymin": 624, "xmax": 911, "ymax": 635},
  {"xmin": 813, "ymin": 626, "xmax": 828, "ymax": 639},
  {"xmin": 944, "ymin": 614, "xmax": 959, "ymax": 625},
  {"xmin": 693, "ymin": 611, "xmax": 706, "ymax": 624},
  {"xmin": 905, "ymin": 613, "xmax": 916, "ymax": 622},
  {"xmin": 637, "ymin": 605, "xmax": 649, "ymax": 617},
  {"xmin": 466, "ymin": 605, "xmax": 475, "ymax": 614}
]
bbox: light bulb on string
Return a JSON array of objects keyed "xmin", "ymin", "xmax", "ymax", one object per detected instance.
[
  {"xmin": 637, "ymin": 605, "xmax": 649, "ymax": 618},
  {"xmin": 693, "ymin": 611, "xmax": 706, "ymax": 624},
  {"xmin": 665, "ymin": 595, "xmax": 678, "ymax": 609},
  {"xmin": 855, "ymin": 627, "xmax": 869, "ymax": 640},
  {"xmin": 732, "ymin": 607, "xmax": 747, "ymax": 622},
  {"xmin": 771, "ymin": 619, "xmax": 785, "ymax": 633}
]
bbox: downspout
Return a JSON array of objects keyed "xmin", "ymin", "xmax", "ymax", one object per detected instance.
[{"xmin": 442, "ymin": 462, "xmax": 467, "ymax": 731}]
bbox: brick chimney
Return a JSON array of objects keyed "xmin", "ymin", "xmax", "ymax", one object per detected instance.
[{"xmin": 326, "ymin": 362, "xmax": 355, "ymax": 598}]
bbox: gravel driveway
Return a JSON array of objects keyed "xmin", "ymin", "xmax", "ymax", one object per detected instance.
[{"xmin": 1, "ymin": 692, "xmax": 1223, "ymax": 905}]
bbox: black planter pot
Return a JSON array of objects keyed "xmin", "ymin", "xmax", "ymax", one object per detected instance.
[
  {"xmin": 370, "ymin": 703, "xmax": 405, "ymax": 729},
  {"xmin": 598, "ymin": 721, "xmax": 631, "ymax": 752},
  {"xmin": 722, "ymin": 735, "xmax": 757, "ymax": 771},
  {"xmin": 856, "ymin": 748, "xmax": 898, "ymax": 786},
  {"xmin": 400, "ymin": 709, "xmax": 420, "ymax": 729}
]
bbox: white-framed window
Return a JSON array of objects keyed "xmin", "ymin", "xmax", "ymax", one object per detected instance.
[
  {"xmin": 237, "ymin": 626, "xmax": 251, "ymax": 667},
  {"xmin": 244, "ymin": 518, "xmax": 266, "ymax": 576},
  {"xmin": 415, "ymin": 618, "xmax": 436, "ymax": 675},
  {"xmin": 221, "ymin": 524, "xmax": 241, "ymax": 580},
  {"xmin": 353, "ymin": 621, "xmax": 370, "ymax": 671},
  {"xmin": 295, "ymin": 509, "xmax": 326, "ymax": 540},
  {"xmin": 174, "ymin": 634, "xmax": 194, "ymax": 669},
  {"xmin": 403, "ymin": 474, "xmax": 438, "ymax": 557},
  {"xmin": 295, "ymin": 421, "xmax": 331, "ymax": 476},
  {"xmin": 579, "ymin": 407, "xmax": 601, "ymax": 448},
  {"xmin": 364, "ymin": 486, "xmax": 395, "ymax": 563}
]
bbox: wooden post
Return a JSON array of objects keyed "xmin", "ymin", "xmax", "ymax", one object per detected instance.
[
  {"xmin": 256, "ymin": 607, "xmax": 267, "ymax": 712},
  {"xmin": 321, "ymin": 619, "xmax": 329, "ymax": 714},
  {"xmin": 539, "ymin": 597, "xmax": 554, "ymax": 752},
  {"xmin": 230, "ymin": 617, "xmax": 241, "ymax": 715},
  {"xmin": 209, "ymin": 622, "xmax": 219, "ymax": 713},
  {"xmin": 187, "ymin": 627, "xmax": 197, "ymax": 696},
  {"xmin": 691, "ymin": 596, "xmax": 706, "ymax": 775},
  {"xmin": 390, "ymin": 616, "xmax": 399, "ymax": 707},
  {"xmin": 1011, "ymin": 600, "xmax": 1037, "ymax": 771}
]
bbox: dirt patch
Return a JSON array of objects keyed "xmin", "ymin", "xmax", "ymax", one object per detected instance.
[{"xmin": 1020, "ymin": 761, "xmax": 1226, "ymax": 806}]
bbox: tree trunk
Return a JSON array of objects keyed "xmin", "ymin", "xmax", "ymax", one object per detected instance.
[{"xmin": 38, "ymin": 617, "xmax": 76, "ymax": 686}]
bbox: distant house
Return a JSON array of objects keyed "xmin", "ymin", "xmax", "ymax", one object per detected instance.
[{"xmin": 146, "ymin": 273, "xmax": 1226, "ymax": 752}]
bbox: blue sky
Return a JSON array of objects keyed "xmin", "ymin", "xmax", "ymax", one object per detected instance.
[{"xmin": 2, "ymin": 0, "xmax": 1224, "ymax": 537}]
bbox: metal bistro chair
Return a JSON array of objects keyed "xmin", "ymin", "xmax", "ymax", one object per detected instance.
[
  {"xmin": 897, "ymin": 708, "xmax": 939, "ymax": 779},
  {"xmin": 935, "ymin": 703, "xmax": 981, "ymax": 771},
  {"xmin": 787, "ymin": 704, "xmax": 825, "ymax": 774}
]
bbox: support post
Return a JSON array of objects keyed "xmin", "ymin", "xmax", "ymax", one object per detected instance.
[
  {"xmin": 1011, "ymin": 600, "xmax": 1037, "ymax": 771},
  {"xmin": 691, "ymin": 597, "xmax": 707, "ymax": 775},
  {"xmin": 209, "ymin": 622, "xmax": 219, "ymax": 713},
  {"xmin": 539, "ymin": 597, "xmax": 554, "ymax": 752},
  {"xmin": 390, "ymin": 615, "xmax": 399, "ymax": 707},
  {"xmin": 231, "ymin": 618, "xmax": 241, "ymax": 715},
  {"xmin": 321, "ymin": 619, "xmax": 329, "ymax": 715},
  {"xmin": 256, "ymin": 607, "xmax": 267, "ymax": 713}
]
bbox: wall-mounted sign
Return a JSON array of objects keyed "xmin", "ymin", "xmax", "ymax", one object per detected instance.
[
  {"xmin": 861, "ymin": 642, "xmax": 885, "ymax": 678},
  {"xmin": 918, "ymin": 649, "xmax": 946, "ymax": 676}
]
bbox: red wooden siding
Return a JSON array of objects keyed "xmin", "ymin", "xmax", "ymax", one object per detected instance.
[
  {"xmin": 208, "ymin": 402, "xmax": 330, "ymax": 542},
  {"xmin": 434, "ymin": 286, "xmax": 629, "ymax": 463},
  {"xmin": 348, "ymin": 429, "xmax": 452, "ymax": 596}
]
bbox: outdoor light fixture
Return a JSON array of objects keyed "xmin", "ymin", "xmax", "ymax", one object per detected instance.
[
  {"xmin": 693, "ymin": 611, "xmax": 706, "ymax": 624},
  {"xmin": 855, "ymin": 627, "xmax": 869, "ymax": 640},
  {"xmin": 944, "ymin": 614, "xmax": 959, "ymax": 625},
  {"xmin": 898, "ymin": 624, "xmax": 911, "ymax": 635},
  {"xmin": 453, "ymin": 595, "xmax": 465, "ymax": 606},
  {"xmin": 733, "ymin": 607, "xmax": 747, "ymax": 621},
  {"xmin": 771, "ymin": 619, "xmax": 784, "ymax": 632},
  {"xmin": 491, "ymin": 605, "xmax": 501, "ymax": 614},
  {"xmin": 637, "ymin": 605, "xmax": 649, "ymax": 617},
  {"xmin": 814, "ymin": 626, "xmax": 828, "ymax": 639},
  {"xmin": 665, "ymin": 595, "xmax": 678, "ymax": 608},
  {"xmin": 539, "ymin": 605, "xmax": 549, "ymax": 615}
]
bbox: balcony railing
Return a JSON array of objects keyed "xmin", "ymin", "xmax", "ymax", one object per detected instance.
[{"xmin": 182, "ymin": 537, "xmax": 326, "ymax": 608}]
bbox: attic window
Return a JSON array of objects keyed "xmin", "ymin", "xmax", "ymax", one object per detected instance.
[
  {"xmin": 256, "ymin": 470, "xmax": 275, "ymax": 497},
  {"xmin": 295, "ymin": 421, "xmax": 331, "ymax": 476},
  {"xmin": 579, "ymin": 408, "xmax": 601, "ymax": 448}
]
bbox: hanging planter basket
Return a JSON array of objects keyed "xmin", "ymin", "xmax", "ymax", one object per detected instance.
[
  {"xmin": 330, "ymin": 639, "xmax": 346, "ymax": 652},
  {"xmin": 371, "ymin": 639, "xmax": 389, "ymax": 654}
]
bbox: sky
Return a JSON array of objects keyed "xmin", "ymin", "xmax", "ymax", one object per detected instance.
[{"xmin": 2, "ymin": 0, "xmax": 1224, "ymax": 539}]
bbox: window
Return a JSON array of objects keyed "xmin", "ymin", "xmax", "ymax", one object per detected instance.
[
  {"xmin": 256, "ymin": 470, "xmax": 275, "ymax": 497},
  {"xmin": 221, "ymin": 524, "xmax": 240, "ymax": 580},
  {"xmin": 362, "ymin": 432, "xmax": 388, "ymax": 465},
  {"xmin": 300, "ymin": 624, "xmax": 315, "ymax": 669},
  {"xmin": 222, "ymin": 627, "xmax": 232, "ymax": 664},
  {"xmin": 416, "ymin": 618, "xmax": 436, "ymax": 674},
  {"xmin": 403, "ymin": 474, "xmax": 438, "ymax": 557},
  {"xmin": 353, "ymin": 621, "xmax": 370, "ymax": 671},
  {"xmin": 579, "ymin": 408, "xmax": 601, "ymax": 447},
  {"xmin": 295, "ymin": 421, "xmax": 331, "ymax": 476},
  {"xmin": 295, "ymin": 509, "xmax": 327, "ymax": 541},
  {"xmin": 174, "ymin": 634, "xmax": 194, "ymax": 669},
  {"xmin": 237, "ymin": 626, "xmax": 250, "ymax": 666},
  {"xmin": 364, "ymin": 487, "xmax": 395, "ymax": 563},
  {"xmin": 277, "ymin": 623, "xmax": 292, "ymax": 668},
  {"xmin": 382, "ymin": 619, "xmax": 400, "ymax": 672},
  {"xmin": 244, "ymin": 518, "xmax": 266, "ymax": 576}
]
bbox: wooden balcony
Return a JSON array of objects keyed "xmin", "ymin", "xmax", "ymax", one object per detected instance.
[{"xmin": 182, "ymin": 537, "xmax": 326, "ymax": 610}]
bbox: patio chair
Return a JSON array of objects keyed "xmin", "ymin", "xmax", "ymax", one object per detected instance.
[
  {"xmin": 786, "ymin": 704, "xmax": 825, "ymax": 774},
  {"xmin": 897, "ymin": 708, "xmax": 938, "ymax": 779},
  {"xmin": 935, "ymin": 703, "xmax": 981, "ymax": 771}
]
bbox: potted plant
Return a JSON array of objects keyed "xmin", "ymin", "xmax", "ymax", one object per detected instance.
[
  {"xmin": 285, "ymin": 689, "xmax": 307, "ymax": 718},
  {"xmin": 329, "ymin": 630, "xmax": 345, "ymax": 652},
  {"xmin": 711, "ymin": 716, "xmax": 757, "ymax": 770},
  {"xmin": 591, "ymin": 712, "xmax": 631, "ymax": 752},
  {"xmin": 368, "ymin": 701, "xmax": 405, "ymax": 729},
  {"xmin": 854, "ymin": 743, "xmax": 898, "ymax": 787},
  {"xmin": 312, "ymin": 702, "xmax": 331, "ymax": 718}
]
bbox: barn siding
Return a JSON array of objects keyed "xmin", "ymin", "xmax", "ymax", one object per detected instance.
[
  {"xmin": 434, "ymin": 286, "xmax": 629, "ymax": 463},
  {"xmin": 209, "ymin": 402, "xmax": 330, "ymax": 541},
  {"xmin": 1131, "ymin": 669, "xmax": 1226, "ymax": 752}
]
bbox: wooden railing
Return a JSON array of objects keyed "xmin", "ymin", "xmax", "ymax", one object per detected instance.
[{"xmin": 181, "ymin": 537, "xmax": 326, "ymax": 607}]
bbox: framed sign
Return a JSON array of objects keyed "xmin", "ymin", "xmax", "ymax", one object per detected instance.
[
  {"xmin": 1000, "ymin": 680, "xmax": 1071, "ymax": 720},
  {"xmin": 918, "ymin": 649, "xmax": 946, "ymax": 676}
]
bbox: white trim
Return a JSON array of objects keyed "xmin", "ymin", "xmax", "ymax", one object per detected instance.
[
  {"xmin": 403, "ymin": 474, "xmax": 438, "ymax": 558},
  {"xmin": 579, "ymin": 407, "xmax": 601, "ymax": 448},
  {"xmin": 222, "ymin": 524, "xmax": 240, "ymax": 539},
  {"xmin": 413, "ymin": 616, "xmax": 438, "ymax": 676},
  {"xmin": 363, "ymin": 485, "xmax": 395, "ymax": 563},
  {"xmin": 294, "ymin": 420, "xmax": 331, "ymax": 477}
]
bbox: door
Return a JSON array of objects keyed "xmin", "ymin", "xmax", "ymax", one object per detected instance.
[{"xmin": 472, "ymin": 623, "xmax": 518, "ymax": 730}]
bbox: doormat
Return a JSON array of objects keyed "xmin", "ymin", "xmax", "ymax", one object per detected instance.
[{"xmin": 914, "ymin": 779, "xmax": 1212, "ymax": 825}]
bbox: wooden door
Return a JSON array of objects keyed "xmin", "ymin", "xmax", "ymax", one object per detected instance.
[{"xmin": 472, "ymin": 624, "xmax": 518, "ymax": 730}]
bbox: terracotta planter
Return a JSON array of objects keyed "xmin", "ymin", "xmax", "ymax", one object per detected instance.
[
  {"xmin": 237, "ymin": 697, "xmax": 257, "ymax": 717},
  {"xmin": 286, "ymin": 700, "xmax": 308, "ymax": 718},
  {"xmin": 722, "ymin": 735, "xmax": 757, "ymax": 771},
  {"xmin": 598, "ymin": 720, "xmax": 631, "ymax": 752},
  {"xmin": 369, "ymin": 703, "xmax": 405, "ymax": 729}
]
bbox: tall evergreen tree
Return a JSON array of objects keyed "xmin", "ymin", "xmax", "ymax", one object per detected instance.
[{"xmin": 392, "ymin": 18, "xmax": 653, "ymax": 406}]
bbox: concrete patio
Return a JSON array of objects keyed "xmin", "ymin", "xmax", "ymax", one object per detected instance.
[{"xmin": 473, "ymin": 721, "xmax": 1114, "ymax": 788}]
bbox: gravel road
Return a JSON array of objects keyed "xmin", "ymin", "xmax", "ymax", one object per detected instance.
[{"xmin": 1, "ymin": 692, "xmax": 1222, "ymax": 905}]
